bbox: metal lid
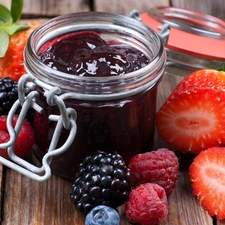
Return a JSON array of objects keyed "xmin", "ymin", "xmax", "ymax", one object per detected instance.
[{"xmin": 141, "ymin": 6, "xmax": 225, "ymax": 61}]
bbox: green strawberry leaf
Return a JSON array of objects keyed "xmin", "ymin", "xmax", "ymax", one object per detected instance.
[
  {"xmin": 0, "ymin": 4, "xmax": 12, "ymax": 22},
  {"xmin": 11, "ymin": 0, "xmax": 23, "ymax": 22},
  {"xmin": 4, "ymin": 22, "xmax": 29, "ymax": 35},
  {"xmin": 0, "ymin": 29, "xmax": 9, "ymax": 57},
  {"xmin": 218, "ymin": 65, "xmax": 225, "ymax": 72},
  {"xmin": 0, "ymin": 21, "xmax": 5, "ymax": 26}
]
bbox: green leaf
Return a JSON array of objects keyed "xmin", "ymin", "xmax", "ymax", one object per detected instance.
[
  {"xmin": 0, "ymin": 20, "xmax": 5, "ymax": 26},
  {"xmin": 0, "ymin": 4, "xmax": 12, "ymax": 22},
  {"xmin": 218, "ymin": 65, "xmax": 225, "ymax": 72},
  {"xmin": 4, "ymin": 22, "xmax": 29, "ymax": 35},
  {"xmin": 11, "ymin": 0, "xmax": 23, "ymax": 22},
  {"xmin": 0, "ymin": 29, "xmax": 9, "ymax": 57}
]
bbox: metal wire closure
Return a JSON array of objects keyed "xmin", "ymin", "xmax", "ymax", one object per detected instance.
[
  {"xmin": 0, "ymin": 74, "xmax": 77, "ymax": 182},
  {"xmin": 129, "ymin": 10, "xmax": 170, "ymax": 45}
]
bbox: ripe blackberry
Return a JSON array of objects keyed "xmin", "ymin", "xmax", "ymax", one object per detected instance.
[
  {"xmin": 0, "ymin": 78, "xmax": 18, "ymax": 115},
  {"xmin": 70, "ymin": 150, "xmax": 131, "ymax": 214}
]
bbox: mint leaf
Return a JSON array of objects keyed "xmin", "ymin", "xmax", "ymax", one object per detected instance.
[
  {"xmin": 0, "ymin": 29, "xmax": 9, "ymax": 57},
  {"xmin": 11, "ymin": 0, "xmax": 23, "ymax": 22},
  {"xmin": 4, "ymin": 22, "xmax": 29, "ymax": 35},
  {"xmin": 0, "ymin": 4, "xmax": 12, "ymax": 22}
]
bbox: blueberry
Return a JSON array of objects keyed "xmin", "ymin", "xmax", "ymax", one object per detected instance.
[{"xmin": 85, "ymin": 205, "xmax": 120, "ymax": 225}]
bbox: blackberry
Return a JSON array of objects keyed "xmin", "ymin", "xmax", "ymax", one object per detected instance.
[
  {"xmin": 70, "ymin": 150, "xmax": 131, "ymax": 214},
  {"xmin": 0, "ymin": 78, "xmax": 18, "ymax": 115},
  {"xmin": 0, "ymin": 77, "xmax": 34, "ymax": 122}
]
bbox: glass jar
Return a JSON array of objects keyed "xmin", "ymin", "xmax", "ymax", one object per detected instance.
[
  {"xmin": 15, "ymin": 12, "xmax": 167, "ymax": 180},
  {"xmin": 141, "ymin": 6, "xmax": 225, "ymax": 77}
]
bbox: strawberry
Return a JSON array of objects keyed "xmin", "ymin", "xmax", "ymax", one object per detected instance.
[
  {"xmin": 189, "ymin": 147, "xmax": 225, "ymax": 220},
  {"xmin": 0, "ymin": 115, "xmax": 34, "ymax": 159},
  {"xmin": 0, "ymin": 0, "xmax": 42, "ymax": 81},
  {"xmin": 156, "ymin": 69, "xmax": 225, "ymax": 154}
]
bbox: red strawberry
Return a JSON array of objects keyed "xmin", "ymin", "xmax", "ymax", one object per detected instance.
[
  {"xmin": 0, "ymin": 0, "xmax": 42, "ymax": 81},
  {"xmin": 156, "ymin": 69, "xmax": 225, "ymax": 154},
  {"xmin": 189, "ymin": 147, "xmax": 225, "ymax": 220},
  {"xmin": 128, "ymin": 148, "xmax": 179, "ymax": 195},
  {"xmin": 0, "ymin": 115, "xmax": 34, "ymax": 159},
  {"xmin": 125, "ymin": 183, "xmax": 168, "ymax": 225}
]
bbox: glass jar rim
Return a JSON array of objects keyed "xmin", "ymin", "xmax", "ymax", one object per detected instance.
[
  {"xmin": 141, "ymin": 6, "xmax": 225, "ymax": 61},
  {"xmin": 24, "ymin": 11, "xmax": 166, "ymax": 100}
]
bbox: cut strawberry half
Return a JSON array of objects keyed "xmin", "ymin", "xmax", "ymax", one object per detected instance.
[
  {"xmin": 189, "ymin": 147, "xmax": 225, "ymax": 220},
  {"xmin": 156, "ymin": 70, "xmax": 225, "ymax": 154}
]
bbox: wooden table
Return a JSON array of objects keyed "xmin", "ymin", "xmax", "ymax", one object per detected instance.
[
  {"xmin": 2, "ymin": 0, "xmax": 224, "ymax": 20},
  {"xmin": 1, "ymin": 72, "xmax": 224, "ymax": 225}
]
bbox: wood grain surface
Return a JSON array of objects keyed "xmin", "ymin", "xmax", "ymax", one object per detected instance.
[
  {"xmin": 1, "ymin": 0, "xmax": 225, "ymax": 19},
  {"xmin": 171, "ymin": 0, "xmax": 225, "ymax": 20}
]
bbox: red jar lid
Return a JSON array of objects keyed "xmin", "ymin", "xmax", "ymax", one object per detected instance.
[{"xmin": 141, "ymin": 7, "xmax": 225, "ymax": 61}]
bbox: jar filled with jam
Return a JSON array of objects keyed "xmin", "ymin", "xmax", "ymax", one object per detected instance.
[{"xmin": 21, "ymin": 12, "xmax": 167, "ymax": 179}]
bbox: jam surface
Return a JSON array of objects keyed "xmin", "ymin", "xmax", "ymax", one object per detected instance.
[{"xmin": 38, "ymin": 32, "xmax": 149, "ymax": 77}]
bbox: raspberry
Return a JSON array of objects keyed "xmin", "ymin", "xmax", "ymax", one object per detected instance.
[
  {"xmin": 0, "ymin": 115, "xmax": 34, "ymax": 159},
  {"xmin": 0, "ymin": 78, "xmax": 18, "ymax": 115},
  {"xmin": 70, "ymin": 150, "xmax": 131, "ymax": 214},
  {"xmin": 125, "ymin": 183, "xmax": 168, "ymax": 225},
  {"xmin": 128, "ymin": 148, "xmax": 179, "ymax": 195}
]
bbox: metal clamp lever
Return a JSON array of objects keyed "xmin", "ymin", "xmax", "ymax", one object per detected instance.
[
  {"xmin": 0, "ymin": 74, "xmax": 77, "ymax": 182},
  {"xmin": 128, "ymin": 9, "xmax": 170, "ymax": 45}
]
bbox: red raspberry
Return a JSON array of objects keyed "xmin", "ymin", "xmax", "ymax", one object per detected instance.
[
  {"xmin": 0, "ymin": 115, "xmax": 34, "ymax": 159},
  {"xmin": 125, "ymin": 183, "xmax": 168, "ymax": 225},
  {"xmin": 128, "ymin": 148, "xmax": 179, "ymax": 195}
]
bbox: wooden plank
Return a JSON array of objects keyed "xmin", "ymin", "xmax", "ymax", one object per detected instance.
[
  {"xmin": 0, "ymin": 164, "xmax": 4, "ymax": 223},
  {"xmin": 94, "ymin": 0, "xmax": 170, "ymax": 15},
  {"xmin": 217, "ymin": 219, "xmax": 225, "ymax": 224},
  {"xmin": 22, "ymin": 0, "xmax": 90, "ymax": 17},
  {"xmin": 171, "ymin": 0, "xmax": 225, "ymax": 20},
  {"xmin": 162, "ymin": 154, "xmax": 213, "ymax": 225},
  {"xmin": 2, "ymin": 170, "xmax": 82, "ymax": 225},
  {"xmin": 1, "ymin": 72, "xmax": 214, "ymax": 225},
  {"xmin": 0, "ymin": 0, "xmax": 10, "ymax": 9}
]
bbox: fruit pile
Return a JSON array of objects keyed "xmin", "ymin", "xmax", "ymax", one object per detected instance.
[
  {"xmin": 74, "ymin": 68, "xmax": 225, "ymax": 224},
  {"xmin": 156, "ymin": 68, "xmax": 225, "ymax": 220},
  {"xmin": 71, "ymin": 148, "xmax": 179, "ymax": 225},
  {"xmin": 0, "ymin": 0, "xmax": 41, "ymax": 160}
]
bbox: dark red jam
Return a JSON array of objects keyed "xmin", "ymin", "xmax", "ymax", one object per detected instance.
[
  {"xmin": 38, "ymin": 32, "xmax": 149, "ymax": 77},
  {"xmin": 32, "ymin": 32, "xmax": 159, "ymax": 179}
]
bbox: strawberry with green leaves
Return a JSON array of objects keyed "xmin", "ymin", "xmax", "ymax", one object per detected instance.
[
  {"xmin": 156, "ymin": 69, "xmax": 225, "ymax": 154},
  {"xmin": 189, "ymin": 147, "xmax": 225, "ymax": 220},
  {"xmin": 0, "ymin": 0, "xmax": 42, "ymax": 81}
]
